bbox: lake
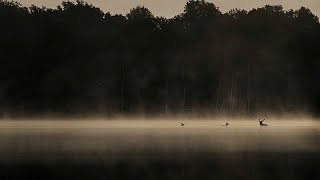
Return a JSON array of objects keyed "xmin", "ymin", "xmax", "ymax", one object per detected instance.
[{"xmin": 0, "ymin": 118, "xmax": 319, "ymax": 179}]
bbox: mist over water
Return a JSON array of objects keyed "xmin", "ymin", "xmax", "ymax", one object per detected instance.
[
  {"xmin": 0, "ymin": 118, "xmax": 319, "ymax": 161},
  {"xmin": 0, "ymin": 118, "xmax": 319, "ymax": 179}
]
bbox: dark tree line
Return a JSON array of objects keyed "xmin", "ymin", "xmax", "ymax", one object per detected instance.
[{"xmin": 0, "ymin": 0, "xmax": 319, "ymax": 116}]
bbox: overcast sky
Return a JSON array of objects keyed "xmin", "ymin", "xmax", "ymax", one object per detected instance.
[{"xmin": 16, "ymin": 0, "xmax": 320, "ymax": 17}]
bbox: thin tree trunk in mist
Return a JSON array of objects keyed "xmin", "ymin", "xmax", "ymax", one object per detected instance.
[
  {"xmin": 165, "ymin": 79, "xmax": 168, "ymax": 114},
  {"xmin": 120, "ymin": 64, "xmax": 126, "ymax": 112},
  {"xmin": 230, "ymin": 76, "xmax": 234, "ymax": 113},
  {"xmin": 247, "ymin": 63, "xmax": 250, "ymax": 114},
  {"xmin": 126, "ymin": 99, "xmax": 129, "ymax": 112},
  {"xmin": 182, "ymin": 87, "xmax": 186, "ymax": 113},
  {"xmin": 252, "ymin": 66, "xmax": 255, "ymax": 111},
  {"xmin": 230, "ymin": 74, "xmax": 237, "ymax": 113},
  {"xmin": 181, "ymin": 64, "xmax": 185, "ymax": 113},
  {"xmin": 232, "ymin": 74, "xmax": 237, "ymax": 112},
  {"xmin": 216, "ymin": 79, "xmax": 221, "ymax": 112}
]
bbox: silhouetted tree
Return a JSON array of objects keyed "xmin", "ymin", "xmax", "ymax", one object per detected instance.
[{"xmin": 0, "ymin": 0, "xmax": 319, "ymax": 116}]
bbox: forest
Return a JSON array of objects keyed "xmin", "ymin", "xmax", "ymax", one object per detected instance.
[{"xmin": 0, "ymin": 0, "xmax": 319, "ymax": 116}]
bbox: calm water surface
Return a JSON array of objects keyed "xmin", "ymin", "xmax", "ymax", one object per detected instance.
[{"xmin": 0, "ymin": 119, "xmax": 319, "ymax": 179}]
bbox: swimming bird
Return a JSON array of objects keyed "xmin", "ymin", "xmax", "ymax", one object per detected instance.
[
  {"xmin": 221, "ymin": 122, "xmax": 229, "ymax": 126},
  {"xmin": 181, "ymin": 123, "xmax": 185, "ymax": 126},
  {"xmin": 259, "ymin": 118, "xmax": 268, "ymax": 126}
]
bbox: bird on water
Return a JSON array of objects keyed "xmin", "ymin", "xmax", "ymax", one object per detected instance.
[
  {"xmin": 181, "ymin": 123, "xmax": 185, "ymax": 126},
  {"xmin": 259, "ymin": 118, "xmax": 268, "ymax": 126},
  {"xmin": 221, "ymin": 122, "xmax": 229, "ymax": 126}
]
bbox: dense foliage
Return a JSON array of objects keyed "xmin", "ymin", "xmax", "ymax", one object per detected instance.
[{"xmin": 0, "ymin": 0, "xmax": 319, "ymax": 116}]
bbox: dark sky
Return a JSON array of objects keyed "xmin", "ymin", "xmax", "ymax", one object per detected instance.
[{"xmin": 16, "ymin": 0, "xmax": 320, "ymax": 17}]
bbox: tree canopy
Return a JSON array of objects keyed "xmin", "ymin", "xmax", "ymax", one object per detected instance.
[{"xmin": 0, "ymin": 0, "xmax": 319, "ymax": 116}]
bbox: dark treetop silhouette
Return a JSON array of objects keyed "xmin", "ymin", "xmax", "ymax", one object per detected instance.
[{"xmin": 0, "ymin": 0, "xmax": 319, "ymax": 116}]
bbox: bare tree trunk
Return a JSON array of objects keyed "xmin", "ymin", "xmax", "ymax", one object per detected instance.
[
  {"xmin": 181, "ymin": 64, "xmax": 185, "ymax": 113},
  {"xmin": 252, "ymin": 64, "xmax": 255, "ymax": 112},
  {"xmin": 126, "ymin": 99, "xmax": 129, "ymax": 112},
  {"xmin": 165, "ymin": 79, "xmax": 168, "ymax": 114},
  {"xmin": 230, "ymin": 76, "xmax": 234, "ymax": 113},
  {"xmin": 247, "ymin": 63, "xmax": 250, "ymax": 114},
  {"xmin": 216, "ymin": 79, "xmax": 221, "ymax": 112},
  {"xmin": 120, "ymin": 64, "xmax": 126, "ymax": 112},
  {"xmin": 232, "ymin": 74, "xmax": 237, "ymax": 112},
  {"xmin": 182, "ymin": 87, "xmax": 186, "ymax": 113}
]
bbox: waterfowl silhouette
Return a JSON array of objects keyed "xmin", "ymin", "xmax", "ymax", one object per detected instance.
[
  {"xmin": 181, "ymin": 123, "xmax": 185, "ymax": 126},
  {"xmin": 259, "ymin": 119, "xmax": 268, "ymax": 126},
  {"xmin": 221, "ymin": 122, "xmax": 229, "ymax": 126}
]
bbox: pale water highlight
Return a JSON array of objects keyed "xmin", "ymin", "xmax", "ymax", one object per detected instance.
[{"xmin": 0, "ymin": 118, "xmax": 319, "ymax": 162}]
